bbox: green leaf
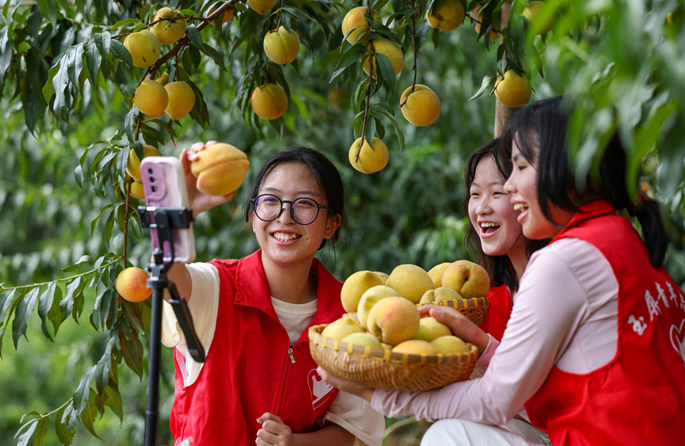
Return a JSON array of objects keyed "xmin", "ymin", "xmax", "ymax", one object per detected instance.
[
  {"xmin": 0, "ymin": 289, "xmax": 16, "ymax": 326},
  {"xmin": 36, "ymin": 0, "xmax": 58, "ymax": 27},
  {"xmin": 59, "ymin": 255, "xmax": 94, "ymax": 272},
  {"xmin": 120, "ymin": 331, "xmax": 144, "ymax": 378},
  {"xmin": 91, "ymin": 203, "xmax": 116, "ymax": 235},
  {"xmin": 470, "ymin": 75, "xmax": 497, "ymax": 101},
  {"xmin": 61, "ymin": 277, "xmax": 81, "ymax": 322},
  {"xmin": 79, "ymin": 389, "xmax": 100, "ymax": 438},
  {"xmin": 95, "ymin": 338, "xmax": 114, "ymax": 393},
  {"xmin": 330, "ymin": 45, "xmax": 364, "ymax": 82},
  {"xmin": 14, "ymin": 416, "xmax": 40, "ymax": 446},
  {"xmin": 51, "ymin": 58, "xmax": 70, "ymax": 121},
  {"xmin": 105, "ymin": 381, "xmax": 124, "ymax": 421},
  {"xmin": 12, "ymin": 287, "xmax": 40, "ymax": 348},
  {"xmin": 37, "ymin": 281, "xmax": 57, "ymax": 341},
  {"xmin": 85, "ymin": 43, "xmax": 102, "ymax": 87},
  {"xmin": 94, "ymin": 32, "xmax": 111, "ymax": 58},
  {"xmin": 199, "ymin": 43, "xmax": 226, "ymax": 70},
  {"xmin": 111, "ymin": 18, "xmax": 140, "ymax": 33},
  {"xmin": 32, "ymin": 417, "xmax": 49, "ymax": 446},
  {"xmin": 364, "ymin": 115, "xmax": 377, "ymax": 147},
  {"xmin": 73, "ymin": 365, "xmax": 97, "ymax": 413},
  {"xmin": 55, "ymin": 405, "xmax": 76, "ymax": 444},
  {"xmin": 186, "ymin": 24, "xmax": 205, "ymax": 50},
  {"xmin": 121, "ymin": 300, "xmax": 145, "ymax": 333},
  {"xmin": 110, "ymin": 39, "xmax": 133, "ymax": 67},
  {"xmin": 375, "ymin": 53, "xmax": 396, "ymax": 95},
  {"xmin": 117, "ymin": 146, "xmax": 130, "ymax": 182}
]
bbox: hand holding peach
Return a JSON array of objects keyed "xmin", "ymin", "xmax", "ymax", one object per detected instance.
[{"xmin": 418, "ymin": 305, "xmax": 489, "ymax": 355}]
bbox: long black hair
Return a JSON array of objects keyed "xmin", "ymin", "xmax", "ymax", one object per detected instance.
[
  {"xmin": 500, "ymin": 96, "xmax": 669, "ymax": 267},
  {"xmin": 242, "ymin": 146, "xmax": 345, "ymax": 250},
  {"xmin": 463, "ymin": 139, "xmax": 548, "ymax": 290}
]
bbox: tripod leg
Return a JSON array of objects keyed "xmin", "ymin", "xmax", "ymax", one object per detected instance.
[{"xmin": 144, "ymin": 282, "xmax": 165, "ymax": 446}]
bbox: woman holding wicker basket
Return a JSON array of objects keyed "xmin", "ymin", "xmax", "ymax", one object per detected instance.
[
  {"xmin": 320, "ymin": 97, "xmax": 685, "ymax": 445},
  {"xmin": 163, "ymin": 145, "xmax": 384, "ymax": 446}
]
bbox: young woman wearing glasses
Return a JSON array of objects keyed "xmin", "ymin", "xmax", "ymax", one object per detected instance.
[{"xmin": 163, "ymin": 142, "xmax": 384, "ymax": 446}]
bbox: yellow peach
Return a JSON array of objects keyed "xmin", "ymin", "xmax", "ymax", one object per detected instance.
[
  {"xmin": 116, "ymin": 267, "xmax": 152, "ymax": 302},
  {"xmin": 392, "ymin": 340, "xmax": 438, "ymax": 355},
  {"xmin": 123, "ymin": 30, "xmax": 160, "ymax": 68},
  {"xmin": 400, "ymin": 84, "xmax": 441, "ymax": 126},
  {"xmin": 251, "ymin": 83, "xmax": 288, "ymax": 120},
  {"xmin": 321, "ymin": 317, "xmax": 365, "ymax": 340},
  {"xmin": 341, "ymin": 270, "xmax": 384, "ymax": 314},
  {"xmin": 150, "ymin": 7, "xmax": 187, "ymax": 45},
  {"xmin": 427, "ymin": 0, "xmax": 465, "ymax": 32},
  {"xmin": 441, "ymin": 260, "xmax": 490, "ymax": 298},
  {"xmin": 134, "ymin": 80, "xmax": 169, "ymax": 119},
  {"xmin": 431, "ymin": 335, "xmax": 469, "ymax": 355},
  {"xmin": 165, "ymin": 81, "xmax": 196, "ymax": 121},
  {"xmin": 190, "ymin": 143, "xmax": 250, "ymax": 196},
  {"xmin": 341, "ymin": 7, "xmax": 380, "ymax": 44},
  {"xmin": 413, "ymin": 317, "xmax": 452, "ymax": 342},
  {"xmin": 348, "ymin": 137, "xmax": 389, "ymax": 174},
  {"xmin": 357, "ymin": 285, "xmax": 401, "ymax": 329},
  {"xmin": 367, "ymin": 296, "xmax": 420, "ymax": 345},
  {"xmin": 362, "ymin": 39, "xmax": 405, "ymax": 78},
  {"xmin": 386, "ymin": 264, "xmax": 435, "ymax": 304},
  {"xmin": 494, "ymin": 70, "xmax": 532, "ymax": 108},
  {"xmin": 263, "ymin": 26, "xmax": 300, "ymax": 64}
]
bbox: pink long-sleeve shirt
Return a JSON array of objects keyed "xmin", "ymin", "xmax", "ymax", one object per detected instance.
[{"xmin": 371, "ymin": 237, "xmax": 619, "ymax": 425}]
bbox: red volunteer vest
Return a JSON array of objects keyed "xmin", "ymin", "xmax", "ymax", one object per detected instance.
[
  {"xmin": 169, "ymin": 250, "xmax": 344, "ymax": 445},
  {"xmin": 525, "ymin": 201, "xmax": 685, "ymax": 445},
  {"xmin": 479, "ymin": 284, "xmax": 512, "ymax": 342}
]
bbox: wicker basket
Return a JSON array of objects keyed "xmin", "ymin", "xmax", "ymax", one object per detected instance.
[
  {"xmin": 309, "ymin": 324, "xmax": 479, "ymax": 392},
  {"xmin": 417, "ymin": 297, "xmax": 489, "ymax": 326}
]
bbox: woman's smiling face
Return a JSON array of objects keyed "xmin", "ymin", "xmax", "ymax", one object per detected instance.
[
  {"xmin": 504, "ymin": 135, "xmax": 567, "ymax": 240},
  {"xmin": 252, "ymin": 162, "xmax": 339, "ymax": 267},
  {"xmin": 468, "ymin": 156, "xmax": 526, "ymax": 257}
]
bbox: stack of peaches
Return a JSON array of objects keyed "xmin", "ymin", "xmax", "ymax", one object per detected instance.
[{"xmin": 320, "ymin": 260, "xmax": 490, "ymax": 357}]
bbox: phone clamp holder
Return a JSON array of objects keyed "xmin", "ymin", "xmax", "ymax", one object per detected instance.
[{"xmin": 138, "ymin": 206, "xmax": 205, "ymax": 446}]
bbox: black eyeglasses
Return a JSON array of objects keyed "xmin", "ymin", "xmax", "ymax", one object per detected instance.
[{"xmin": 250, "ymin": 194, "xmax": 337, "ymax": 225}]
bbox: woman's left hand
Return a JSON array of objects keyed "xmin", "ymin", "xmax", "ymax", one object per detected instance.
[
  {"xmin": 256, "ymin": 413, "xmax": 293, "ymax": 446},
  {"xmin": 316, "ymin": 367, "xmax": 375, "ymax": 402}
]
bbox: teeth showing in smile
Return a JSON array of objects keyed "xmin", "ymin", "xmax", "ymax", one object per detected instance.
[
  {"xmin": 479, "ymin": 222, "xmax": 500, "ymax": 228},
  {"xmin": 273, "ymin": 233, "xmax": 301, "ymax": 242},
  {"xmin": 513, "ymin": 203, "xmax": 529, "ymax": 211}
]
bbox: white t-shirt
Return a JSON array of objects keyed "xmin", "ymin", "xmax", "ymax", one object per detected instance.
[{"xmin": 162, "ymin": 263, "xmax": 385, "ymax": 446}]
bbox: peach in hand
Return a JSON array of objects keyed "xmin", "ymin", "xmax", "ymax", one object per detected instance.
[
  {"xmin": 412, "ymin": 317, "xmax": 452, "ymax": 342},
  {"xmin": 189, "ymin": 142, "xmax": 250, "ymax": 196}
]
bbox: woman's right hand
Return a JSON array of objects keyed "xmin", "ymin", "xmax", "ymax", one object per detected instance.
[
  {"xmin": 181, "ymin": 141, "xmax": 236, "ymax": 217},
  {"xmin": 419, "ymin": 305, "xmax": 490, "ymax": 356}
]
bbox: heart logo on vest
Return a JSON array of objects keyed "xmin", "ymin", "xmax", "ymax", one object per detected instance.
[
  {"xmin": 308, "ymin": 369, "xmax": 335, "ymax": 409},
  {"xmin": 670, "ymin": 318, "xmax": 685, "ymax": 365}
]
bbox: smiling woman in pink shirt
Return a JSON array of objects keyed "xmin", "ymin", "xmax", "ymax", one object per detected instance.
[{"xmin": 319, "ymin": 97, "xmax": 685, "ymax": 446}]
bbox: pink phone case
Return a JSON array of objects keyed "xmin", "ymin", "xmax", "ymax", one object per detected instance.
[{"xmin": 140, "ymin": 156, "xmax": 196, "ymax": 263}]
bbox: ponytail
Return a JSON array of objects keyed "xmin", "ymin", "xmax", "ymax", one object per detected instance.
[
  {"xmin": 633, "ymin": 199, "xmax": 669, "ymax": 267},
  {"xmin": 600, "ymin": 135, "xmax": 670, "ymax": 267}
]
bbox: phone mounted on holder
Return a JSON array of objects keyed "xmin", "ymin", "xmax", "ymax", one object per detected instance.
[{"xmin": 138, "ymin": 205, "xmax": 205, "ymax": 363}]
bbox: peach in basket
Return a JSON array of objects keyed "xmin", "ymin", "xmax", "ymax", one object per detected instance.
[{"xmin": 309, "ymin": 323, "xmax": 479, "ymax": 392}]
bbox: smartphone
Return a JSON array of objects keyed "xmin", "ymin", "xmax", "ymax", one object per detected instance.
[{"xmin": 140, "ymin": 156, "xmax": 196, "ymax": 264}]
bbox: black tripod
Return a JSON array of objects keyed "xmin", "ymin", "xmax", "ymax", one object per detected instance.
[{"xmin": 139, "ymin": 206, "xmax": 206, "ymax": 446}]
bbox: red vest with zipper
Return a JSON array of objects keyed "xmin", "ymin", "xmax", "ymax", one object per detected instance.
[
  {"xmin": 525, "ymin": 200, "xmax": 685, "ymax": 445},
  {"xmin": 480, "ymin": 284, "xmax": 512, "ymax": 342},
  {"xmin": 169, "ymin": 250, "xmax": 344, "ymax": 445}
]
